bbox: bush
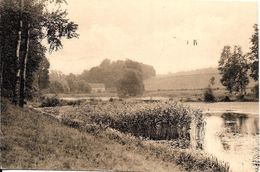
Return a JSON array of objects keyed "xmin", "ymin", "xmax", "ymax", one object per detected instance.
[
  {"xmin": 203, "ymin": 87, "xmax": 215, "ymax": 102},
  {"xmin": 40, "ymin": 97, "xmax": 85, "ymax": 107},
  {"xmin": 66, "ymin": 100, "xmax": 83, "ymax": 106},
  {"xmin": 40, "ymin": 97, "xmax": 64, "ymax": 107}
]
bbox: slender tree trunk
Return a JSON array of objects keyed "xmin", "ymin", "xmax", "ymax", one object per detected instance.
[
  {"xmin": 14, "ymin": 0, "xmax": 24, "ymax": 105},
  {"xmin": 19, "ymin": 23, "xmax": 30, "ymax": 107},
  {"xmin": 0, "ymin": 26, "xmax": 5, "ymax": 96},
  {"xmin": 0, "ymin": 62, "xmax": 4, "ymax": 96}
]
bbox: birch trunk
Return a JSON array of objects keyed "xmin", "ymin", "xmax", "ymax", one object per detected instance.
[
  {"xmin": 19, "ymin": 24, "xmax": 30, "ymax": 107},
  {"xmin": 0, "ymin": 26, "xmax": 4, "ymax": 95},
  {"xmin": 14, "ymin": 0, "xmax": 24, "ymax": 104}
]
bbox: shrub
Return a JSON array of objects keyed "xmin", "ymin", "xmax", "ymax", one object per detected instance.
[
  {"xmin": 67, "ymin": 99, "xmax": 84, "ymax": 106},
  {"xmin": 204, "ymin": 87, "xmax": 215, "ymax": 102},
  {"xmin": 40, "ymin": 97, "xmax": 85, "ymax": 107},
  {"xmin": 40, "ymin": 97, "xmax": 61, "ymax": 107}
]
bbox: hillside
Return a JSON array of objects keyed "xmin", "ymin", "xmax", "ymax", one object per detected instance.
[{"xmin": 144, "ymin": 68, "xmax": 256, "ymax": 91}]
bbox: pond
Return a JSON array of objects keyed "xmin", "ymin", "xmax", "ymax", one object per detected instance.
[
  {"xmin": 200, "ymin": 112, "xmax": 259, "ymax": 172},
  {"xmin": 183, "ymin": 102, "xmax": 259, "ymax": 172}
]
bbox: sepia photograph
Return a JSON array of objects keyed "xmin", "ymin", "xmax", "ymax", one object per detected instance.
[{"xmin": 0, "ymin": 0, "xmax": 259, "ymax": 171}]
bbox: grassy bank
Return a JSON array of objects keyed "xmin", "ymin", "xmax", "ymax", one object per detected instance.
[
  {"xmin": 1, "ymin": 100, "xmax": 229, "ymax": 171},
  {"xmin": 1, "ymin": 101, "xmax": 183, "ymax": 171},
  {"xmin": 37, "ymin": 100, "xmax": 229, "ymax": 171}
]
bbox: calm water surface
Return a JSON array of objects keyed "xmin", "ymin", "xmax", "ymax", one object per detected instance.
[{"xmin": 202, "ymin": 112, "xmax": 259, "ymax": 172}]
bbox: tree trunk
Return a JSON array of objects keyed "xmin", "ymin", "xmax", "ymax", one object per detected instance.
[
  {"xmin": 0, "ymin": 25, "xmax": 5, "ymax": 95},
  {"xmin": 0, "ymin": 62, "xmax": 4, "ymax": 94},
  {"xmin": 19, "ymin": 23, "xmax": 30, "ymax": 107},
  {"xmin": 14, "ymin": 0, "xmax": 24, "ymax": 105}
]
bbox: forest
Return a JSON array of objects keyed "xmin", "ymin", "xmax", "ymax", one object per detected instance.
[{"xmin": 48, "ymin": 59, "xmax": 156, "ymax": 96}]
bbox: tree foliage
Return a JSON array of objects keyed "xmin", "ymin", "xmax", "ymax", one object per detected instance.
[
  {"xmin": 204, "ymin": 77, "xmax": 215, "ymax": 102},
  {"xmin": 218, "ymin": 46, "xmax": 249, "ymax": 95},
  {"xmin": 49, "ymin": 59, "xmax": 154, "ymax": 96},
  {"xmin": 204, "ymin": 87, "xmax": 215, "ymax": 102},
  {"xmin": 0, "ymin": 0, "xmax": 78, "ymax": 106},
  {"xmin": 78, "ymin": 59, "xmax": 156, "ymax": 89},
  {"xmin": 248, "ymin": 24, "xmax": 259, "ymax": 81},
  {"xmin": 117, "ymin": 69, "xmax": 144, "ymax": 97},
  {"xmin": 48, "ymin": 70, "xmax": 91, "ymax": 94}
]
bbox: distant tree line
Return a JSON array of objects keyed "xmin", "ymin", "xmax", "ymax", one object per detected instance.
[
  {"xmin": 48, "ymin": 71, "xmax": 91, "ymax": 94},
  {"xmin": 78, "ymin": 59, "xmax": 156, "ymax": 89},
  {"xmin": 0, "ymin": 0, "xmax": 78, "ymax": 107},
  {"xmin": 49, "ymin": 59, "xmax": 156, "ymax": 96}
]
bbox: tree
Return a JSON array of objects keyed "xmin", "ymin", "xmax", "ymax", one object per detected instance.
[
  {"xmin": 49, "ymin": 70, "xmax": 69, "ymax": 93},
  {"xmin": 204, "ymin": 87, "xmax": 215, "ymax": 102},
  {"xmin": 49, "ymin": 81, "xmax": 64, "ymax": 94},
  {"xmin": 209, "ymin": 76, "xmax": 215, "ymax": 87},
  {"xmin": 0, "ymin": 0, "xmax": 78, "ymax": 107},
  {"xmin": 78, "ymin": 59, "xmax": 156, "ymax": 90},
  {"xmin": 116, "ymin": 69, "xmax": 144, "ymax": 97},
  {"xmin": 77, "ymin": 80, "xmax": 91, "ymax": 93},
  {"xmin": 31, "ymin": 56, "xmax": 50, "ymax": 97},
  {"xmin": 204, "ymin": 77, "xmax": 216, "ymax": 102},
  {"xmin": 140, "ymin": 63, "xmax": 156, "ymax": 80},
  {"xmin": 248, "ymin": 24, "xmax": 258, "ymax": 81},
  {"xmin": 218, "ymin": 45, "xmax": 249, "ymax": 95},
  {"xmin": 65, "ymin": 73, "xmax": 77, "ymax": 93},
  {"xmin": 37, "ymin": 57, "xmax": 50, "ymax": 90}
]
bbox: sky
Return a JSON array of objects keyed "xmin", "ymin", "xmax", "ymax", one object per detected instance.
[{"xmin": 46, "ymin": 0, "xmax": 258, "ymax": 75}]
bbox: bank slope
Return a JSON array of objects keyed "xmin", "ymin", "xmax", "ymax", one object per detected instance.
[{"xmin": 0, "ymin": 102, "xmax": 183, "ymax": 171}]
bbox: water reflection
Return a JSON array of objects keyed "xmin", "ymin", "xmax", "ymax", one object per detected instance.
[
  {"xmin": 198, "ymin": 113, "xmax": 259, "ymax": 172},
  {"xmin": 221, "ymin": 113, "xmax": 249, "ymax": 134}
]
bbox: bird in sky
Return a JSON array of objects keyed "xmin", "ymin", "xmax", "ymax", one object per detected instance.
[{"xmin": 172, "ymin": 35, "xmax": 198, "ymax": 46}]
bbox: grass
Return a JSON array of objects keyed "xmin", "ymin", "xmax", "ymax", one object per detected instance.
[
  {"xmin": 1, "ymin": 100, "xmax": 230, "ymax": 171},
  {"xmin": 0, "ymin": 100, "xmax": 183, "ymax": 171},
  {"xmin": 57, "ymin": 101, "xmax": 203, "ymax": 147}
]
